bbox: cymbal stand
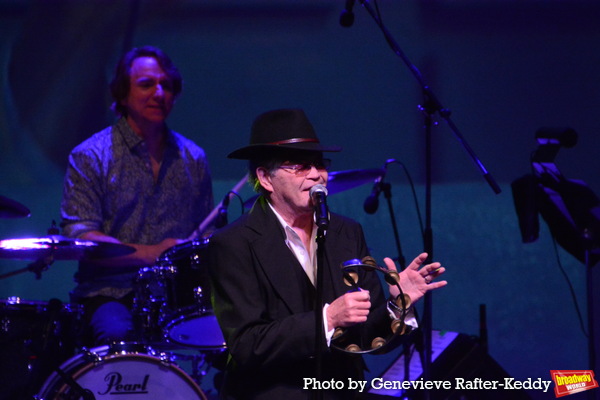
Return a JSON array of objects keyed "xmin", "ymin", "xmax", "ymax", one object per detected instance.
[
  {"xmin": 355, "ymin": 1, "xmax": 501, "ymax": 397},
  {"xmin": 0, "ymin": 255, "xmax": 54, "ymax": 281},
  {"xmin": 0, "ymin": 221, "xmax": 61, "ymax": 280}
]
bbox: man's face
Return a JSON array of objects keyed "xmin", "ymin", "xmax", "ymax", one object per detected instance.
[
  {"xmin": 259, "ymin": 155, "xmax": 330, "ymax": 217},
  {"xmin": 121, "ymin": 56, "xmax": 175, "ymax": 127}
]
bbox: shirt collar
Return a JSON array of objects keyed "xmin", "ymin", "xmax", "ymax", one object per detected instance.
[
  {"xmin": 267, "ymin": 201, "xmax": 317, "ymax": 243},
  {"xmin": 116, "ymin": 117, "xmax": 175, "ymax": 151}
]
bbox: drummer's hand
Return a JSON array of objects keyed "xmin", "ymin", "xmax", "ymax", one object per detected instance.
[
  {"xmin": 79, "ymin": 231, "xmax": 186, "ymax": 267},
  {"xmin": 135, "ymin": 238, "xmax": 185, "ymax": 265}
]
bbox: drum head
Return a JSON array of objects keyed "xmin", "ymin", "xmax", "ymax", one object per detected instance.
[
  {"xmin": 36, "ymin": 344, "xmax": 207, "ymax": 400},
  {"xmin": 165, "ymin": 311, "xmax": 226, "ymax": 349}
]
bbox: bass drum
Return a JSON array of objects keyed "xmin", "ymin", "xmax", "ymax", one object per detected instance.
[{"xmin": 35, "ymin": 343, "xmax": 207, "ymax": 400}]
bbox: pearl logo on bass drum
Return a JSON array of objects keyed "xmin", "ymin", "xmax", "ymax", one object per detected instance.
[
  {"xmin": 98, "ymin": 372, "xmax": 150, "ymax": 395},
  {"xmin": 35, "ymin": 344, "xmax": 208, "ymax": 400}
]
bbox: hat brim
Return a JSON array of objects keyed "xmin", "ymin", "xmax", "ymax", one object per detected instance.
[{"xmin": 227, "ymin": 142, "xmax": 342, "ymax": 160}]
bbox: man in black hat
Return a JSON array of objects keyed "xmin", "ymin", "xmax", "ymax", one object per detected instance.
[{"xmin": 208, "ymin": 108, "xmax": 446, "ymax": 399}]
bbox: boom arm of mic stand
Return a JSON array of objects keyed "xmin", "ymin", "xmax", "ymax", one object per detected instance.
[{"xmin": 357, "ymin": 0, "xmax": 501, "ymax": 195}]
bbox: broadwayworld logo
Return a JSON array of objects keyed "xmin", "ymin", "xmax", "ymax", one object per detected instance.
[{"xmin": 551, "ymin": 370, "xmax": 599, "ymax": 398}]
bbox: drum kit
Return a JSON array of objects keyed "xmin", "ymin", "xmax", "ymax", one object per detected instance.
[
  {"xmin": 0, "ymin": 168, "xmax": 384, "ymax": 400},
  {"xmin": 0, "ymin": 197, "xmax": 220, "ymax": 399}
]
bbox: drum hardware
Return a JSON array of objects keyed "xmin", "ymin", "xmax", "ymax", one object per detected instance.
[
  {"xmin": 47, "ymin": 365, "xmax": 96, "ymax": 400},
  {"xmin": 167, "ymin": 348, "xmax": 226, "ymax": 388}
]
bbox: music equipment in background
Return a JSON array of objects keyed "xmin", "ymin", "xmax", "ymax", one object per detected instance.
[
  {"xmin": 0, "ymin": 223, "xmax": 223, "ymax": 397},
  {"xmin": 0, "ymin": 297, "xmax": 83, "ymax": 400},
  {"xmin": 0, "ymin": 232, "xmax": 135, "ymax": 281},
  {"xmin": 133, "ymin": 238, "xmax": 226, "ymax": 350},
  {"xmin": 366, "ymin": 330, "xmax": 532, "ymax": 400},
  {"xmin": 512, "ymin": 127, "xmax": 599, "ymax": 378}
]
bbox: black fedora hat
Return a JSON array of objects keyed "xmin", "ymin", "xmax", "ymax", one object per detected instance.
[{"xmin": 227, "ymin": 108, "xmax": 342, "ymax": 159}]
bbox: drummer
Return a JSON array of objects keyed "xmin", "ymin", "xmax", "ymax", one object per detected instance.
[{"xmin": 60, "ymin": 46, "xmax": 213, "ymax": 345}]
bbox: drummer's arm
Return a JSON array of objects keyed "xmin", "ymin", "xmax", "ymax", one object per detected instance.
[{"xmin": 79, "ymin": 230, "xmax": 183, "ymax": 267}]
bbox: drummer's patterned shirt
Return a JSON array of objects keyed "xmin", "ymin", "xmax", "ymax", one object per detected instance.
[{"xmin": 61, "ymin": 117, "xmax": 213, "ymax": 300}]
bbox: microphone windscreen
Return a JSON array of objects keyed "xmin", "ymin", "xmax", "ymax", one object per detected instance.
[
  {"xmin": 310, "ymin": 184, "xmax": 328, "ymax": 197},
  {"xmin": 363, "ymin": 195, "xmax": 379, "ymax": 214}
]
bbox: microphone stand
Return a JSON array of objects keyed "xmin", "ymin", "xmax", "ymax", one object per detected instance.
[
  {"xmin": 380, "ymin": 180, "xmax": 406, "ymax": 270},
  {"xmin": 379, "ymin": 177, "xmax": 428, "ymax": 388},
  {"xmin": 356, "ymin": 1, "xmax": 501, "ymax": 396},
  {"xmin": 187, "ymin": 173, "xmax": 248, "ymax": 239},
  {"xmin": 314, "ymin": 225, "xmax": 327, "ymax": 400}
]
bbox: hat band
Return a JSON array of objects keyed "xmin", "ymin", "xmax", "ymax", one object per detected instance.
[{"xmin": 267, "ymin": 137, "xmax": 320, "ymax": 145}]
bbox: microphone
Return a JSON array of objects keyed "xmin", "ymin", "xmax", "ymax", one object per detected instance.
[
  {"xmin": 364, "ymin": 161, "xmax": 394, "ymax": 214},
  {"xmin": 310, "ymin": 184, "xmax": 329, "ymax": 229},
  {"xmin": 339, "ymin": 0, "xmax": 356, "ymax": 27},
  {"xmin": 215, "ymin": 192, "xmax": 231, "ymax": 229},
  {"xmin": 363, "ymin": 178, "xmax": 383, "ymax": 214}
]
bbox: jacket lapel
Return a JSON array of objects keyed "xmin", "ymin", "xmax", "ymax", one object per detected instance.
[
  {"xmin": 321, "ymin": 219, "xmax": 357, "ymax": 302},
  {"xmin": 245, "ymin": 198, "xmax": 314, "ymax": 314}
]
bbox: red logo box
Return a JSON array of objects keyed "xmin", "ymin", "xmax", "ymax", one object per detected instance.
[{"xmin": 550, "ymin": 370, "xmax": 598, "ymax": 398}]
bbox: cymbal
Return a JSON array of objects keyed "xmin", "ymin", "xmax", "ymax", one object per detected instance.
[
  {"xmin": 0, "ymin": 195, "xmax": 31, "ymax": 218},
  {"xmin": 243, "ymin": 168, "xmax": 384, "ymax": 208},
  {"xmin": 327, "ymin": 168, "xmax": 384, "ymax": 195},
  {"xmin": 0, "ymin": 235, "xmax": 135, "ymax": 260}
]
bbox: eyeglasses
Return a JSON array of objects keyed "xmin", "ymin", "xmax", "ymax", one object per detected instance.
[{"xmin": 278, "ymin": 159, "xmax": 332, "ymax": 176}]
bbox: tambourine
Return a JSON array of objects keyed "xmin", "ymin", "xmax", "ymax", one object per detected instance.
[{"xmin": 331, "ymin": 256, "xmax": 414, "ymax": 354}]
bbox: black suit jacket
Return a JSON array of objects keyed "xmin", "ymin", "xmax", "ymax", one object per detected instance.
[{"xmin": 208, "ymin": 197, "xmax": 391, "ymax": 400}]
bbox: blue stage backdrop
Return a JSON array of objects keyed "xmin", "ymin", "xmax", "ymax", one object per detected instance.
[{"xmin": 1, "ymin": 1, "xmax": 599, "ymax": 399}]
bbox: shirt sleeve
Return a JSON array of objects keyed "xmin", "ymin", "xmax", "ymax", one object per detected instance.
[{"xmin": 60, "ymin": 149, "xmax": 104, "ymax": 238}]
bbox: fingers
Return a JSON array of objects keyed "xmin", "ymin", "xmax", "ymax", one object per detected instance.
[
  {"xmin": 420, "ymin": 263, "xmax": 443, "ymax": 277},
  {"xmin": 327, "ymin": 291, "xmax": 372, "ymax": 328},
  {"xmin": 346, "ymin": 289, "xmax": 370, "ymax": 303},
  {"xmin": 422, "ymin": 264, "xmax": 446, "ymax": 290},
  {"xmin": 383, "ymin": 257, "xmax": 397, "ymax": 271},
  {"xmin": 426, "ymin": 280, "xmax": 448, "ymax": 290},
  {"xmin": 408, "ymin": 252, "xmax": 429, "ymax": 270}
]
